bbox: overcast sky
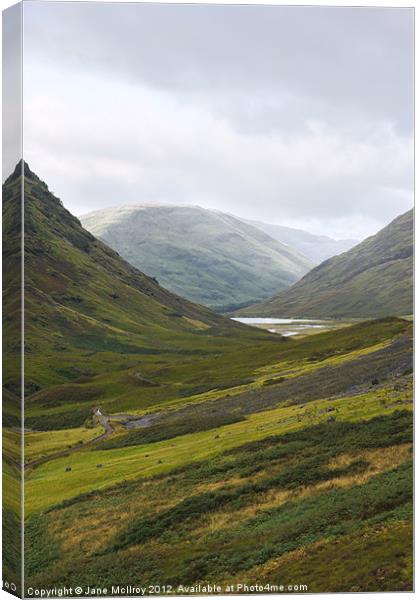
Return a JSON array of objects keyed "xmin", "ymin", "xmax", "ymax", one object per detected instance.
[{"xmin": 17, "ymin": 2, "xmax": 414, "ymax": 240}]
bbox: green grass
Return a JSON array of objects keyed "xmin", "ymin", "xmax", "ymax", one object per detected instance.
[
  {"xmin": 3, "ymin": 460, "xmax": 21, "ymax": 516},
  {"xmin": 24, "ymin": 411, "xmax": 413, "ymax": 592},
  {"xmin": 2, "ymin": 166, "xmax": 413, "ymax": 594},
  {"xmin": 242, "ymin": 520, "xmax": 413, "ymax": 592},
  {"xmin": 24, "ymin": 381, "xmax": 412, "ymax": 515},
  {"xmin": 99, "ymin": 413, "xmax": 245, "ymax": 449},
  {"xmin": 25, "ymin": 408, "xmax": 94, "ymax": 431},
  {"xmin": 23, "ymin": 425, "xmax": 104, "ymax": 463},
  {"xmin": 2, "ymin": 506, "xmax": 22, "ymax": 589},
  {"xmin": 23, "ymin": 316, "xmax": 410, "ymax": 435},
  {"xmin": 177, "ymin": 462, "xmax": 412, "ymax": 582},
  {"xmin": 5, "ymin": 165, "xmax": 285, "ymax": 427},
  {"xmin": 79, "ymin": 410, "xmax": 412, "ymax": 555}
]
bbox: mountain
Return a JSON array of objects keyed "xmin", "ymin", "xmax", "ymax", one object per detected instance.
[
  {"xmin": 3, "ymin": 163, "xmax": 281, "ymax": 418},
  {"xmin": 4, "ymin": 166, "xmax": 413, "ymax": 594},
  {"xmin": 237, "ymin": 209, "xmax": 413, "ymax": 319},
  {"xmin": 243, "ymin": 218, "xmax": 358, "ymax": 263},
  {"xmin": 81, "ymin": 205, "xmax": 313, "ymax": 312}
]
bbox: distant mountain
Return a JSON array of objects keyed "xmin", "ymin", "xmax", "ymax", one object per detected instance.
[
  {"xmin": 243, "ymin": 218, "xmax": 358, "ymax": 264},
  {"xmin": 238, "ymin": 209, "xmax": 413, "ymax": 319},
  {"xmin": 81, "ymin": 205, "xmax": 313, "ymax": 312},
  {"xmin": 3, "ymin": 163, "xmax": 276, "ymax": 405}
]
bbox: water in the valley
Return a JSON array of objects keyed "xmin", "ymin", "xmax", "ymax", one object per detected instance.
[{"xmin": 231, "ymin": 317, "xmax": 329, "ymax": 337}]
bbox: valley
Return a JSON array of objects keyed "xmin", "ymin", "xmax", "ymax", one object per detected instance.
[
  {"xmin": 81, "ymin": 205, "xmax": 313, "ymax": 312},
  {"xmin": 238, "ymin": 209, "xmax": 413, "ymax": 319},
  {"xmin": 21, "ymin": 315, "xmax": 413, "ymax": 592},
  {"xmin": 232, "ymin": 317, "xmax": 357, "ymax": 337},
  {"xmin": 2, "ymin": 164, "xmax": 414, "ymax": 593},
  {"xmin": 17, "ymin": 313, "xmax": 413, "ymax": 593}
]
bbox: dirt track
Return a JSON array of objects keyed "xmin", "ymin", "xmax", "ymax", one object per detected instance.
[{"xmin": 24, "ymin": 412, "xmax": 115, "ymax": 470}]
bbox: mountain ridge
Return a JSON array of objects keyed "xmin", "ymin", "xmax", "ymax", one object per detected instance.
[
  {"xmin": 242, "ymin": 217, "xmax": 358, "ymax": 263},
  {"xmin": 237, "ymin": 208, "xmax": 413, "ymax": 319},
  {"xmin": 81, "ymin": 204, "xmax": 313, "ymax": 312},
  {"xmin": 4, "ymin": 162, "xmax": 279, "ymax": 407}
]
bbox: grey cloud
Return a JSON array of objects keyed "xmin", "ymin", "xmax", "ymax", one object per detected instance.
[
  {"xmin": 20, "ymin": 2, "xmax": 414, "ymax": 240},
  {"xmin": 24, "ymin": 3, "xmax": 413, "ymax": 132}
]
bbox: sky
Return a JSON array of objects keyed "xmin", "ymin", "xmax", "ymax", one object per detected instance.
[{"xmin": 12, "ymin": 2, "xmax": 414, "ymax": 240}]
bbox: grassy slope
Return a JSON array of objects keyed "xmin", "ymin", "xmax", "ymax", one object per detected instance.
[
  {"xmin": 2, "ymin": 165, "xmax": 23, "ymax": 589},
  {"xmin": 25, "ymin": 408, "xmax": 413, "ymax": 591},
  {"xmin": 81, "ymin": 205, "xmax": 313, "ymax": 312},
  {"xmin": 21, "ymin": 311, "xmax": 413, "ymax": 593},
  {"xmin": 23, "ymin": 317, "xmax": 412, "ymax": 511},
  {"xmin": 1, "ymin": 164, "xmax": 287, "ymax": 426},
  {"xmin": 25, "ymin": 382, "xmax": 412, "ymax": 514},
  {"xmin": 1, "ymin": 162, "xmax": 280, "ymax": 581},
  {"xmin": 2, "ymin": 165, "xmax": 413, "ymax": 592},
  {"xmin": 238, "ymin": 209, "xmax": 413, "ymax": 318}
]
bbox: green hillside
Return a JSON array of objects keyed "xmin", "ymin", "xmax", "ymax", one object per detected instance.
[
  {"xmin": 81, "ymin": 205, "xmax": 313, "ymax": 312},
  {"xmin": 3, "ymin": 163, "xmax": 284, "ymax": 428},
  {"xmin": 238, "ymin": 209, "xmax": 413, "ymax": 318},
  {"xmin": 24, "ymin": 317, "xmax": 413, "ymax": 593},
  {"xmin": 2, "ymin": 163, "xmax": 413, "ymax": 593}
]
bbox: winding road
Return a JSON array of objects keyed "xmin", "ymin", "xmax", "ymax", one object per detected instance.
[
  {"xmin": 24, "ymin": 409, "xmax": 117, "ymax": 470},
  {"xmin": 22, "ymin": 407, "xmax": 162, "ymax": 470}
]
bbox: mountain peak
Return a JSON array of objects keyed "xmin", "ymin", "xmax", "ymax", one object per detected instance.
[
  {"xmin": 81, "ymin": 203, "xmax": 313, "ymax": 312},
  {"xmin": 5, "ymin": 159, "xmax": 39, "ymax": 184}
]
